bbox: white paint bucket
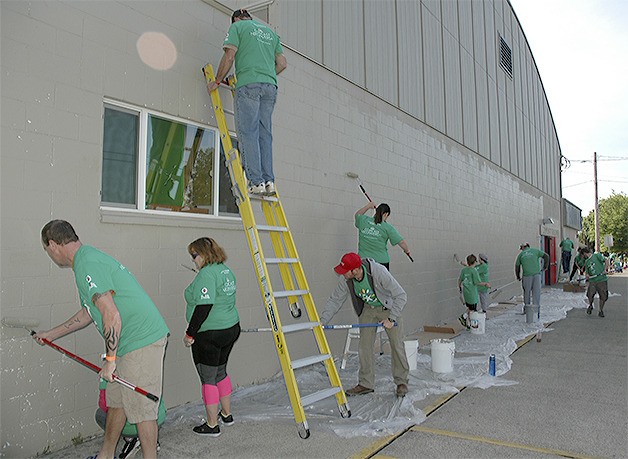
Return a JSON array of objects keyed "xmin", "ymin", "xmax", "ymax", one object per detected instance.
[
  {"xmin": 404, "ymin": 340, "xmax": 419, "ymax": 371},
  {"xmin": 469, "ymin": 311, "xmax": 486, "ymax": 335},
  {"xmin": 431, "ymin": 339, "xmax": 455, "ymax": 373}
]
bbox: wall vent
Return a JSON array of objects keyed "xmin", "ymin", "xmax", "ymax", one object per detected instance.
[{"xmin": 499, "ymin": 35, "xmax": 513, "ymax": 79}]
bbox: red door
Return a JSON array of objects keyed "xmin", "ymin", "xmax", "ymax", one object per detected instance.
[{"xmin": 545, "ymin": 236, "xmax": 557, "ymax": 285}]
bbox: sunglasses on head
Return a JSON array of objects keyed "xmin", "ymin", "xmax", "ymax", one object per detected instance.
[
  {"xmin": 190, "ymin": 252, "xmax": 199, "ymax": 260},
  {"xmin": 232, "ymin": 9, "xmax": 251, "ymax": 22}
]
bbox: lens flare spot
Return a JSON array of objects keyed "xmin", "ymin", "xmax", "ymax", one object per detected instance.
[{"xmin": 136, "ymin": 32, "xmax": 177, "ymax": 71}]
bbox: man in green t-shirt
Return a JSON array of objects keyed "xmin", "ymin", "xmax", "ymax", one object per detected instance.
[
  {"xmin": 515, "ymin": 243, "xmax": 549, "ymax": 318},
  {"xmin": 320, "ymin": 253, "xmax": 409, "ymax": 398},
  {"xmin": 207, "ymin": 9, "xmax": 287, "ymax": 196},
  {"xmin": 569, "ymin": 247, "xmax": 586, "ymax": 282},
  {"xmin": 582, "ymin": 247, "xmax": 610, "ymax": 317},
  {"xmin": 35, "ymin": 220, "xmax": 169, "ymax": 459},
  {"xmin": 559, "ymin": 237, "xmax": 575, "ymax": 274}
]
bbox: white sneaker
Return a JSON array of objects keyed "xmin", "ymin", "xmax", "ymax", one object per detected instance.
[
  {"xmin": 248, "ymin": 183, "xmax": 265, "ymax": 195},
  {"xmin": 265, "ymin": 181, "xmax": 276, "ymax": 195}
]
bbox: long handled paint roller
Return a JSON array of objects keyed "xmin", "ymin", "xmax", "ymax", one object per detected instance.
[
  {"xmin": 489, "ymin": 280, "xmax": 519, "ymax": 298},
  {"xmin": 2, "ymin": 317, "xmax": 159, "ymax": 402},
  {"xmin": 346, "ymin": 172, "xmax": 414, "ymax": 262},
  {"xmin": 242, "ymin": 322, "xmax": 397, "ymax": 332}
]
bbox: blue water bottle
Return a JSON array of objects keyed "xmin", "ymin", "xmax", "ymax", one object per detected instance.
[{"xmin": 489, "ymin": 354, "xmax": 496, "ymax": 376}]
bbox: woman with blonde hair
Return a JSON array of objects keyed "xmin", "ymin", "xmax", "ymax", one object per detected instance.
[{"xmin": 183, "ymin": 237, "xmax": 240, "ymax": 437}]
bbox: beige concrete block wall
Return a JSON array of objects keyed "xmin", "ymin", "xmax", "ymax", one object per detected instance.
[{"xmin": 1, "ymin": 1, "xmax": 559, "ymax": 456}]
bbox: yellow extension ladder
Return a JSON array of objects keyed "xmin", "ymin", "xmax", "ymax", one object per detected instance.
[{"xmin": 202, "ymin": 64, "xmax": 350, "ymax": 439}]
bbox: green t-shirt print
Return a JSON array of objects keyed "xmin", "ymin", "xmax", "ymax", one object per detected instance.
[
  {"xmin": 352, "ymin": 275, "xmax": 383, "ymax": 307},
  {"xmin": 459, "ymin": 266, "xmax": 480, "ymax": 305},
  {"xmin": 73, "ymin": 245, "xmax": 169, "ymax": 356},
  {"xmin": 355, "ymin": 214, "xmax": 403, "ymax": 264},
  {"xmin": 515, "ymin": 248, "xmax": 545, "ymax": 276},
  {"xmin": 185, "ymin": 263, "xmax": 239, "ymax": 331},
  {"xmin": 585, "ymin": 253, "xmax": 608, "ymax": 283},
  {"xmin": 223, "ymin": 20, "xmax": 283, "ymax": 88}
]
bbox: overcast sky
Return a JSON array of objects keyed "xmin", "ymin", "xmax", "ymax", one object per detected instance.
[{"xmin": 508, "ymin": 0, "xmax": 628, "ymax": 215}]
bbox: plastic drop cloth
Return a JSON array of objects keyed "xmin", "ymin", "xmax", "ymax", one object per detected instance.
[{"xmin": 162, "ymin": 288, "xmax": 611, "ymax": 438}]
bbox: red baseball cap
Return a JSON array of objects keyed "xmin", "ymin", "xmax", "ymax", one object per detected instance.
[{"xmin": 334, "ymin": 252, "xmax": 362, "ymax": 275}]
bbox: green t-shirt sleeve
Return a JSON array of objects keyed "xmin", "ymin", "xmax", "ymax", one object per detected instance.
[
  {"xmin": 275, "ymin": 39, "xmax": 283, "ymax": 55},
  {"xmin": 223, "ymin": 23, "xmax": 240, "ymax": 48},
  {"xmin": 355, "ymin": 213, "xmax": 367, "ymax": 229},
  {"xmin": 386, "ymin": 223, "xmax": 403, "ymax": 246}
]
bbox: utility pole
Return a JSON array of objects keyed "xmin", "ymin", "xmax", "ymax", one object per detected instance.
[{"xmin": 594, "ymin": 152, "xmax": 600, "ymax": 251}]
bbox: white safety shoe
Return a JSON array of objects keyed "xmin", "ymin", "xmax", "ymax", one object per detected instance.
[
  {"xmin": 248, "ymin": 183, "xmax": 265, "ymax": 195},
  {"xmin": 265, "ymin": 181, "xmax": 276, "ymax": 195}
]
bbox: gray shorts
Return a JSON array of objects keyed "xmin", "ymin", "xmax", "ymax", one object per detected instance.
[
  {"xmin": 586, "ymin": 281, "xmax": 608, "ymax": 302},
  {"xmin": 107, "ymin": 336, "xmax": 167, "ymax": 424}
]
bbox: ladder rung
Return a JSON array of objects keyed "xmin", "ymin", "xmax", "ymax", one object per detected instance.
[
  {"xmin": 274, "ymin": 289, "xmax": 308, "ymax": 298},
  {"xmin": 300, "ymin": 387, "xmax": 342, "ymax": 407},
  {"xmin": 257, "ymin": 224, "xmax": 288, "ymax": 232},
  {"xmin": 266, "ymin": 257, "xmax": 299, "ymax": 264},
  {"xmin": 282, "ymin": 322, "xmax": 319, "ymax": 333},
  {"xmin": 291, "ymin": 354, "xmax": 331, "ymax": 370},
  {"xmin": 249, "ymin": 194, "xmax": 279, "ymax": 202}
]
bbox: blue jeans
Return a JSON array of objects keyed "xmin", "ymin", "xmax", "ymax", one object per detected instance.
[
  {"xmin": 561, "ymin": 251, "xmax": 571, "ymax": 273},
  {"xmin": 234, "ymin": 83, "xmax": 277, "ymax": 186}
]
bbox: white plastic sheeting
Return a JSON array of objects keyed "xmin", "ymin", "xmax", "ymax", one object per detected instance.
[{"xmin": 165, "ymin": 288, "xmax": 601, "ymax": 438}]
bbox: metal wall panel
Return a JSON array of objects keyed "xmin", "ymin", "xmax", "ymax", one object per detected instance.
[
  {"xmin": 364, "ymin": 0, "xmax": 398, "ymax": 104},
  {"xmin": 461, "ymin": 48, "xmax": 478, "ymax": 151},
  {"xmin": 422, "ymin": 0, "xmax": 442, "ymax": 21},
  {"xmin": 458, "ymin": 0, "xmax": 473, "ymax": 54},
  {"xmin": 441, "ymin": 0, "xmax": 459, "ymax": 39},
  {"xmin": 484, "ymin": 0, "xmax": 497, "ymax": 81},
  {"xmin": 444, "ymin": 30, "xmax": 463, "ymax": 143},
  {"xmin": 322, "ymin": 0, "xmax": 365, "ymax": 85},
  {"xmin": 472, "ymin": 0, "xmax": 487, "ymax": 70},
  {"xmin": 498, "ymin": 87, "xmax": 510, "ymax": 170},
  {"xmin": 487, "ymin": 77, "xmax": 500, "ymax": 164},
  {"xmin": 507, "ymin": 92, "xmax": 517, "ymax": 176},
  {"xmin": 397, "ymin": 0, "xmax": 424, "ymax": 120},
  {"xmin": 475, "ymin": 66, "xmax": 490, "ymax": 158},
  {"xmin": 422, "ymin": 4, "xmax": 446, "ymax": 133},
  {"xmin": 278, "ymin": 0, "xmax": 323, "ymax": 62}
]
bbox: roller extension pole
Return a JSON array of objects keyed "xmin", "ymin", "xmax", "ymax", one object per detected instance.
[
  {"xmin": 31, "ymin": 331, "xmax": 159, "ymax": 402},
  {"xmin": 242, "ymin": 323, "xmax": 396, "ymax": 332}
]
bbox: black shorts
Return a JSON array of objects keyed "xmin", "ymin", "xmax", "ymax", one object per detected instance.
[{"xmin": 465, "ymin": 303, "xmax": 478, "ymax": 311}]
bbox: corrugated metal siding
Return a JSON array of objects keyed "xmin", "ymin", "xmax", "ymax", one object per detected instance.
[
  {"xmin": 461, "ymin": 48, "xmax": 478, "ymax": 151},
  {"xmin": 364, "ymin": 0, "xmax": 398, "ymax": 104},
  {"xmin": 397, "ymin": 0, "xmax": 424, "ymax": 119},
  {"xmin": 279, "ymin": 0, "xmax": 323, "ymax": 62},
  {"xmin": 422, "ymin": 4, "xmax": 446, "ymax": 133},
  {"xmin": 444, "ymin": 30, "xmax": 463, "ymax": 143},
  {"xmin": 322, "ymin": 0, "xmax": 365, "ymax": 85},
  {"xmin": 275, "ymin": 0, "xmax": 561, "ymax": 198}
]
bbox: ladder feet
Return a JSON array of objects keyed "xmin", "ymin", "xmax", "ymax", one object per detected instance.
[
  {"xmin": 339, "ymin": 403, "xmax": 351, "ymax": 418},
  {"xmin": 290, "ymin": 302, "xmax": 302, "ymax": 318},
  {"xmin": 297, "ymin": 423, "xmax": 310, "ymax": 439}
]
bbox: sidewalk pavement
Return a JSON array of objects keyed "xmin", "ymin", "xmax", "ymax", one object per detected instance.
[{"xmin": 44, "ymin": 274, "xmax": 627, "ymax": 459}]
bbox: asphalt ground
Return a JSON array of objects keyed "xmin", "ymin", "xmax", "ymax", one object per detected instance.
[{"xmin": 43, "ymin": 273, "xmax": 627, "ymax": 459}]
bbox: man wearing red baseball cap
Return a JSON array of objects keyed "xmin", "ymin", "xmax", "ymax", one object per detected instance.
[{"xmin": 320, "ymin": 253, "xmax": 409, "ymax": 397}]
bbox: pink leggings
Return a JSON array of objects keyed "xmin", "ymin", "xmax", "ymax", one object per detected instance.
[{"xmin": 202, "ymin": 376, "xmax": 232, "ymax": 405}]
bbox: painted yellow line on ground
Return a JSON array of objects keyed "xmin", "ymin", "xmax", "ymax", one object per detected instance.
[
  {"xmin": 349, "ymin": 431, "xmax": 402, "ymax": 459},
  {"xmin": 411, "ymin": 426, "xmax": 595, "ymax": 459}
]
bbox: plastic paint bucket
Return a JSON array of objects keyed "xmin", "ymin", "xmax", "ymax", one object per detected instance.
[
  {"xmin": 525, "ymin": 305, "xmax": 539, "ymax": 324},
  {"xmin": 404, "ymin": 340, "xmax": 419, "ymax": 371},
  {"xmin": 431, "ymin": 339, "xmax": 455, "ymax": 373},
  {"xmin": 469, "ymin": 311, "xmax": 486, "ymax": 335}
]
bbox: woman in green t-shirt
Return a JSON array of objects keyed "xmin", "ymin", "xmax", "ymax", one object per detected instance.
[
  {"xmin": 183, "ymin": 237, "xmax": 240, "ymax": 437},
  {"xmin": 354, "ymin": 202, "xmax": 411, "ymax": 270}
]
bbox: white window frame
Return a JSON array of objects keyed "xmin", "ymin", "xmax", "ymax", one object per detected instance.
[{"xmin": 101, "ymin": 98, "xmax": 241, "ymax": 226}]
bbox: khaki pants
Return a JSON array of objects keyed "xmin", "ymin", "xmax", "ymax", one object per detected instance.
[{"xmin": 358, "ymin": 306, "xmax": 409, "ymax": 389}]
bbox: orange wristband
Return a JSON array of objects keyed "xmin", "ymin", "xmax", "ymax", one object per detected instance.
[{"xmin": 105, "ymin": 355, "xmax": 116, "ymax": 362}]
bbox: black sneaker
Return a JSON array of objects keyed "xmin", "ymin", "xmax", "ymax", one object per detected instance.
[
  {"xmin": 458, "ymin": 315, "xmax": 467, "ymax": 327},
  {"xmin": 219, "ymin": 410, "xmax": 234, "ymax": 426},
  {"xmin": 598, "ymin": 310, "xmax": 605, "ymax": 318},
  {"xmin": 119, "ymin": 437, "xmax": 139, "ymax": 459},
  {"xmin": 193, "ymin": 422, "xmax": 221, "ymax": 437},
  {"xmin": 586, "ymin": 305, "xmax": 593, "ymax": 315}
]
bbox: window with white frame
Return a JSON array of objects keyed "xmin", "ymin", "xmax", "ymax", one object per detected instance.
[{"xmin": 101, "ymin": 101, "xmax": 239, "ymax": 216}]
